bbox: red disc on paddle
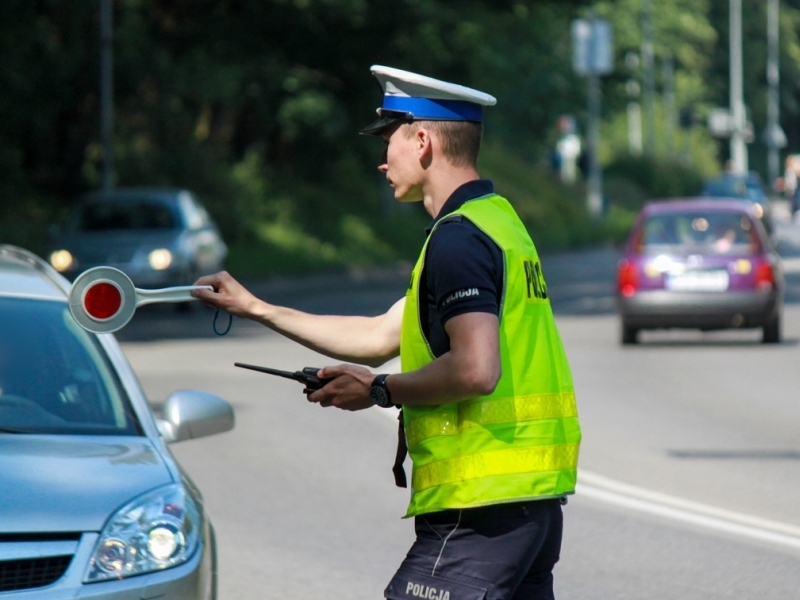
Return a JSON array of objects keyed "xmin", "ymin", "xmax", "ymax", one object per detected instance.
[{"xmin": 84, "ymin": 282, "xmax": 122, "ymax": 320}]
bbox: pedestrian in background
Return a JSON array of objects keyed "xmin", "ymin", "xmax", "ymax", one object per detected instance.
[
  {"xmin": 194, "ymin": 66, "xmax": 582, "ymax": 600},
  {"xmin": 783, "ymin": 154, "xmax": 800, "ymax": 217},
  {"xmin": 554, "ymin": 115, "xmax": 581, "ymax": 184}
]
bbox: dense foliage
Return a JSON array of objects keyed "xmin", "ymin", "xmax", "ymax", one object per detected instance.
[{"xmin": 2, "ymin": 1, "xmax": 799, "ymax": 274}]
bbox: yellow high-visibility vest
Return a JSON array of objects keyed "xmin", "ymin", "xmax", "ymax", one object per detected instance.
[{"xmin": 400, "ymin": 194, "xmax": 581, "ymax": 517}]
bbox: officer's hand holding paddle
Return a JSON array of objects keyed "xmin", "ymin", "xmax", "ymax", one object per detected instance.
[{"xmin": 192, "ymin": 271, "xmax": 259, "ymax": 318}]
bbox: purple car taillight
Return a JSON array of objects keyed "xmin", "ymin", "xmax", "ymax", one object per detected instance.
[
  {"xmin": 617, "ymin": 260, "xmax": 638, "ymax": 297},
  {"xmin": 754, "ymin": 262, "xmax": 775, "ymax": 291}
]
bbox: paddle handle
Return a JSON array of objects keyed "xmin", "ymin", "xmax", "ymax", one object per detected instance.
[{"xmin": 135, "ymin": 285, "xmax": 213, "ymax": 306}]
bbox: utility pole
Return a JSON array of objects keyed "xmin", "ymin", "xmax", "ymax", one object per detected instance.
[
  {"xmin": 766, "ymin": 0, "xmax": 782, "ymax": 185},
  {"xmin": 587, "ymin": 63, "xmax": 603, "ymax": 217},
  {"xmin": 101, "ymin": 0, "xmax": 115, "ymax": 191},
  {"xmin": 662, "ymin": 52, "xmax": 676, "ymax": 160},
  {"xmin": 641, "ymin": 0, "xmax": 656, "ymax": 156},
  {"xmin": 729, "ymin": 0, "xmax": 748, "ymax": 174},
  {"xmin": 572, "ymin": 14, "xmax": 613, "ymax": 219}
]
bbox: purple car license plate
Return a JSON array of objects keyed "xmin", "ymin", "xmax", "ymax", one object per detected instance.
[{"xmin": 665, "ymin": 270, "xmax": 730, "ymax": 292}]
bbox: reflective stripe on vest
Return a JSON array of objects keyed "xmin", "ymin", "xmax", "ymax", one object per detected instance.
[
  {"xmin": 413, "ymin": 443, "xmax": 581, "ymax": 491},
  {"xmin": 399, "ymin": 194, "xmax": 581, "ymax": 517},
  {"xmin": 404, "ymin": 392, "xmax": 578, "ymax": 450}
]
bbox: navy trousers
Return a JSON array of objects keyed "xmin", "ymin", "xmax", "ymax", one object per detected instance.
[{"xmin": 385, "ymin": 498, "xmax": 564, "ymax": 600}]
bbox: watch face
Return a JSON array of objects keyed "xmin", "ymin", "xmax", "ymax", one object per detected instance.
[{"xmin": 371, "ymin": 384, "xmax": 389, "ymax": 407}]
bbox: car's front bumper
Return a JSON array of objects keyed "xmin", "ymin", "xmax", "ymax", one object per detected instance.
[
  {"xmin": 7, "ymin": 525, "xmax": 214, "ymax": 600},
  {"xmin": 618, "ymin": 289, "xmax": 780, "ymax": 329}
]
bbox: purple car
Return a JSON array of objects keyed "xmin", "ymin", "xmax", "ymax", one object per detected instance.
[{"xmin": 617, "ymin": 199, "xmax": 783, "ymax": 344}]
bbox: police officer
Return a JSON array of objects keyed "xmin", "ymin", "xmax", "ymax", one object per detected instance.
[{"xmin": 194, "ymin": 66, "xmax": 581, "ymax": 600}]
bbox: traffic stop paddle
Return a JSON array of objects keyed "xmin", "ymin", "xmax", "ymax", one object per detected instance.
[{"xmin": 68, "ymin": 266, "xmax": 213, "ymax": 333}]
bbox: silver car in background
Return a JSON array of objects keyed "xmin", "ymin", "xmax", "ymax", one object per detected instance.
[
  {"xmin": 0, "ymin": 245, "xmax": 233, "ymax": 599},
  {"xmin": 48, "ymin": 188, "xmax": 227, "ymax": 288}
]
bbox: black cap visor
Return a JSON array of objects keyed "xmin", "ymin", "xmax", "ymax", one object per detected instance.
[{"xmin": 359, "ymin": 109, "xmax": 414, "ymax": 136}]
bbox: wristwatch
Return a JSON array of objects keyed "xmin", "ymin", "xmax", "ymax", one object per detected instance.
[{"xmin": 370, "ymin": 374, "xmax": 393, "ymax": 408}]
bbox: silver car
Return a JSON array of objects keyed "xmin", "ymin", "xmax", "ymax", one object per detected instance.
[
  {"xmin": 48, "ymin": 188, "xmax": 227, "ymax": 288},
  {"xmin": 0, "ymin": 245, "xmax": 234, "ymax": 598}
]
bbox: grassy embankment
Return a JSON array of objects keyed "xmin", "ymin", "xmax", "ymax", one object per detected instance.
[
  {"xmin": 225, "ymin": 143, "xmax": 637, "ymax": 279},
  {"xmin": 0, "ymin": 144, "xmax": 703, "ymax": 278}
]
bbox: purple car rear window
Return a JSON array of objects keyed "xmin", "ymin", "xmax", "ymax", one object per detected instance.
[{"xmin": 640, "ymin": 211, "xmax": 759, "ymax": 254}]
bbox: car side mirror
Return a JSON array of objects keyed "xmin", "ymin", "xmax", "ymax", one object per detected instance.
[{"xmin": 156, "ymin": 390, "xmax": 234, "ymax": 443}]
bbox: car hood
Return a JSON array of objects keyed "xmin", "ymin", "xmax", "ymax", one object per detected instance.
[
  {"xmin": 0, "ymin": 435, "xmax": 173, "ymax": 533},
  {"xmin": 60, "ymin": 231, "xmax": 181, "ymax": 263}
]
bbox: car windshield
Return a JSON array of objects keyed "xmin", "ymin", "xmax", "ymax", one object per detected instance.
[
  {"xmin": 76, "ymin": 200, "xmax": 178, "ymax": 232},
  {"xmin": 0, "ymin": 297, "xmax": 141, "ymax": 435},
  {"xmin": 640, "ymin": 211, "xmax": 759, "ymax": 255}
]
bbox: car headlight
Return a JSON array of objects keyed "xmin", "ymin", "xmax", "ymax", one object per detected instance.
[
  {"xmin": 84, "ymin": 484, "xmax": 201, "ymax": 582},
  {"xmin": 49, "ymin": 250, "xmax": 75, "ymax": 272},
  {"xmin": 148, "ymin": 248, "xmax": 173, "ymax": 270}
]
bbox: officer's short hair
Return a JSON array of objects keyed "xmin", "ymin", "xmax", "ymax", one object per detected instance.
[{"xmin": 403, "ymin": 121, "xmax": 483, "ymax": 167}]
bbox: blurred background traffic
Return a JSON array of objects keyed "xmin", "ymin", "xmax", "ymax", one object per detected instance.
[{"xmin": 5, "ymin": 0, "xmax": 800, "ymax": 285}]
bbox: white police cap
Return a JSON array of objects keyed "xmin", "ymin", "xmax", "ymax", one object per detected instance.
[{"xmin": 360, "ymin": 65, "xmax": 497, "ymax": 136}]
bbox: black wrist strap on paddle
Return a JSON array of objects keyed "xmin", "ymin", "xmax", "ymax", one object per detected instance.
[
  {"xmin": 213, "ymin": 309, "xmax": 233, "ymax": 336},
  {"xmin": 392, "ymin": 408, "xmax": 408, "ymax": 488}
]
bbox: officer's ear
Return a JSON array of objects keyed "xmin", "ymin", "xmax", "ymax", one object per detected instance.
[{"xmin": 414, "ymin": 125, "xmax": 434, "ymax": 165}]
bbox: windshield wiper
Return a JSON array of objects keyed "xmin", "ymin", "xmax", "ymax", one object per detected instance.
[{"xmin": 0, "ymin": 427, "xmax": 32, "ymax": 434}]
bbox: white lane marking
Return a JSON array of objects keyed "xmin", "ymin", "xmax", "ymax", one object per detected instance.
[
  {"xmin": 372, "ymin": 400, "xmax": 800, "ymax": 548},
  {"xmin": 374, "ymin": 359, "xmax": 800, "ymax": 549},
  {"xmin": 578, "ymin": 470, "xmax": 800, "ymax": 537},
  {"xmin": 578, "ymin": 471, "xmax": 800, "ymax": 550}
]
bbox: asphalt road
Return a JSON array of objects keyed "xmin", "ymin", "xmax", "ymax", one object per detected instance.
[{"xmin": 119, "ymin": 218, "xmax": 800, "ymax": 599}]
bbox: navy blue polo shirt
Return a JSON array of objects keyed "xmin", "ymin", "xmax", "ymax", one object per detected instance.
[{"xmin": 419, "ymin": 179, "xmax": 504, "ymax": 358}]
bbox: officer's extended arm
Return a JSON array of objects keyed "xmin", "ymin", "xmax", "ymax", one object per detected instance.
[{"xmin": 192, "ymin": 271, "xmax": 403, "ymax": 367}]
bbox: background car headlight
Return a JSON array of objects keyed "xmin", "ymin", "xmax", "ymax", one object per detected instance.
[
  {"xmin": 148, "ymin": 248, "xmax": 173, "ymax": 270},
  {"xmin": 49, "ymin": 250, "xmax": 74, "ymax": 272},
  {"xmin": 84, "ymin": 484, "xmax": 201, "ymax": 582}
]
